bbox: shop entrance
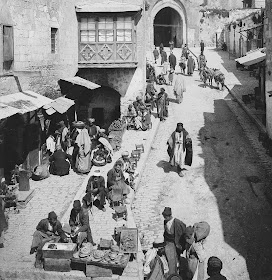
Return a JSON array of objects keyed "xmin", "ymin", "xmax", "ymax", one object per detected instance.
[{"xmin": 154, "ymin": 7, "xmax": 183, "ymax": 47}]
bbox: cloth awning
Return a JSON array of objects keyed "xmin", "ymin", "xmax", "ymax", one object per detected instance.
[
  {"xmin": 43, "ymin": 97, "xmax": 75, "ymax": 115},
  {"xmin": 59, "ymin": 77, "xmax": 101, "ymax": 91},
  {"xmin": 76, "ymin": 1, "xmax": 142, "ymax": 13},
  {"xmin": 235, "ymin": 49, "xmax": 266, "ymax": 66},
  {"xmin": 0, "ymin": 103, "xmax": 20, "ymax": 120},
  {"xmin": 0, "ymin": 91, "xmax": 53, "ymax": 115}
]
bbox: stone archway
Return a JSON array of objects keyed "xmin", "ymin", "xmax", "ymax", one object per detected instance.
[{"xmin": 150, "ymin": 0, "xmax": 187, "ymax": 48}]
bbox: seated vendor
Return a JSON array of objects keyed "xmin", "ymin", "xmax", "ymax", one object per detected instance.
[
  {"xmin": 107, "ymin": 160, "xmax": 130, "ymax": 197},
  {"xmin": 91, "ymin": 137, "xmax": 113, "ymax": 166},
  {"xmin": 118, "ymin": 151, "xmax": 138, "ymax": 187},
  {"xmin": 83, "ymin": 170, "xmax": 107, "ymax": 212},
  {"xmin": 49, "ymin": 144, "xmax": 71, "ymax": 176},
  {"xmin": 69, "ymin": 200, "xmax": 96, "ymax": 248},
  {"xmin": 30, "ymin": 211, "xmax": 68, "ymax": 268},
  {"xmin": 143, "ymin": 236, "xmax": 169, "ymax": 279}
]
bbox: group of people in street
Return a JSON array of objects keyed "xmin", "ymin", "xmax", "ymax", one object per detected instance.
[
  {"xmin": 143, "ymin": 207, "xmax": 227, "ymax": 280},
  {"xmin": 41, "ymin": 118, "xmax": 113, "ymax": 178},
  {"xmin": 29, "ymin": 148, "xmax": 138, "ymax": 267}
]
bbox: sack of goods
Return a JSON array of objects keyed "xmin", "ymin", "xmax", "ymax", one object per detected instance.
[{"xmin": 193, "ymin": 221, "xmax": 210, "ymax": 242}]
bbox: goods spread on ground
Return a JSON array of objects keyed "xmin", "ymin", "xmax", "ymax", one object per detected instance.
[
  {"xmin": 108, "ymin": 118, "xmax": 126, "ymax": 151},
  {"xmin": 72, "ymin": 242, "xmax": 129, "ymax": 267}
]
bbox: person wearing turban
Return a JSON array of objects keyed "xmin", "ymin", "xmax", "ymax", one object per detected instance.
[
  {"xmin": 167, "ymin": 123, "xmax": 191, "ymax": 177},
  {"xmin": 117, "ymin": 151, "xmax": 138, "ymax": 188},
  {"xmin": 207, "ymin": 256, "xmax": 227, "ymax": 280},
  {"xmin": 69, "ymin": 200, "xmax": 95, "ymax": 248},
  {"xmin": 30, "ymin": 211, "xmax": 67, "ymax": 268}
]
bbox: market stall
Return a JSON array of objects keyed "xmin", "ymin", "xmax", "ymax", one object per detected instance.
[{"xmin": 41, "ymin": 227, "xmax": 138, "ymax": 278}]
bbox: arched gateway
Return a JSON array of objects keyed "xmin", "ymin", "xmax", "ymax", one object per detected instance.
[{"xmin": 150, "ymin": 0, "xmax": 187, "ymax": 48}]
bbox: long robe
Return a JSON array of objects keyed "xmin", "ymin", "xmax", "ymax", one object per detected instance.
[
  {"xmin": 169, "ymin": 53, "xmax": 177, "ymax": 70},
  {"xmin": 187, "ymin": 56, "xmax": 195, "ymax": 75},
  {"xmin": 156, "ymin": 93, "xmax": 168, "ymax": 120},
  {"xmin": 164, "ymin": 218, "xmax": 186, "ymax": 275},
  {"xmin": 173, "ymin": 74, "xmax": 186, "ymax": 104},
  {"xmin": 75, "ymin": 128, "xmax": 91, "ymax": 173},
  {"xmin": 167, "ymin": 130, "xmax": 189, "ymax": 169}
]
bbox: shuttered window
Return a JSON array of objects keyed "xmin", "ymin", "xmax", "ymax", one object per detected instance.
[{"xmin": 3, "ymin": 25, "xmax": 14, "ymax": 71}]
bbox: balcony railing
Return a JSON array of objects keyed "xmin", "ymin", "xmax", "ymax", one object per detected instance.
[{"xmin": 78, "ymin": 42, "xmax": 137, "ymax": 68}]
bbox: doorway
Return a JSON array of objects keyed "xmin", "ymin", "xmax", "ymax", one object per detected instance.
[
  {"xmin": 92, "ymin": 108, "xmax": 105, "ymax": 128},
  {"xmin": 154, "ymin": 7, "xmax": 183, "ymax": 47}
]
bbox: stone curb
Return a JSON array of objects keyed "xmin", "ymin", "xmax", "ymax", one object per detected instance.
[
  {"xmin": 225, "ymin": 85, "xmax": 267, "ymax": 134},
  {"xmin": 224, "ymin": 85, "xmax": 272, "ymax": 206}
]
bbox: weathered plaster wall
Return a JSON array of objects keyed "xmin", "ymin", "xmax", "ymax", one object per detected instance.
[
  {"xmin": 265, "ymin": 0, "xmax": 272, "ymax": 138},
  {"xmin": 0, "ymin": 0, "xmax": 78, "ymax": 97}
]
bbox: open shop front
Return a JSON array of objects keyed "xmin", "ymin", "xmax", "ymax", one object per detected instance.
[
  {"xmin": 41, "ymin": 227, "xmax": 138, "ymax": 277},
  {"xmin": 0, "ymin": 91, "xmax": 53, "ymax": 184}
]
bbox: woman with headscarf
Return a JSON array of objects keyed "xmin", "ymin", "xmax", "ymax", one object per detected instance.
[
  {"xmin": 173, "ymin": 72, "xmax": 186, "ymax": 104},
  {"xmin": 49, "ymin": 145, "xmax": 71, "ymax": 176},
  {"xmin": 185, "ymin": 224, "xmax": 209, "ymax": 280},
  {"xmin": 75, "ymin": 127, "xmax": 92, "ymax": 173}
]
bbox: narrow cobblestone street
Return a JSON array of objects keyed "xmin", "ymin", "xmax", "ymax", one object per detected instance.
[{"xmin": 133, "ymin": 48, "xmax": 272, "ymax": 280}]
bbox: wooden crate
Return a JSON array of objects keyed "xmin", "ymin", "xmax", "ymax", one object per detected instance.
[
  {"xmin": 86, "ymin": 265, "xmax": 112, "ymax": 277},
  {"xmin": 42, "ymin": 243, "xmax": 77, "ymax": 259},
  {"xmin": 44, "ymin": 258, "xmax": 71, "ymax": 272}
]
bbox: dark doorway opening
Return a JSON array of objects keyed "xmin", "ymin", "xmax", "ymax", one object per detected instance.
[
  {"xmin": 92, "ymin": 108, "xmax": 105, "ymax": 128},
  {"xmin": 154, "ymin": 7, "xmax": 183, "ymax": 47}
]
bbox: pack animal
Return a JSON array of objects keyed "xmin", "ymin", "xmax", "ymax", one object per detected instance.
[
  {"xmin": 200, "ymin": 67, "xmax": 214, "ymax": 88},
  {"xmin": 213, "ymin": 68, "xmax": 225, "ymax": 90}
]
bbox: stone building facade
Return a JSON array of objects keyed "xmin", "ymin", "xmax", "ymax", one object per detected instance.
[{"xmin": 0, "ymin": 0, "xmax": 78, "ymax": 97}]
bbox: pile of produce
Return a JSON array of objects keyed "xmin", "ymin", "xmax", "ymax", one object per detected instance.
[
  {"xmin": 108, "ymin": 118, "xmax": 126, "ymax": 151},
  {"xmin": 73, "ymin": 243, "xmax": 128, "ymax": 266},
  {"xmin": 108, "ymin": 118, "xmax": 126, "ymax": 132}
]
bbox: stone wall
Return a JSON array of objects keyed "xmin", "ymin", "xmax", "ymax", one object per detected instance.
[
  {"xmin": 78, "ymin": 67, "xmax": 145, "ymax": 116},
  {"xmin": 265, "ymin": 0, "xmax": 272, "ymax": 138},
  {"xmin": 0, "ymin": 0, "xmax": 78, "ymax": 97}
]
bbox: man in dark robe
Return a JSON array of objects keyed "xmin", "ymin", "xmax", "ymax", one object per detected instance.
[
  {"xmin": 69, "ymin": 200, "xmax": 96, "ymax": 247},
  {"xmin": 156, "ymin": 88, "xmax": 168, "ymax": 121},
  {"xmin": 207, "ymin": 257, "xmax": 228, "ymax": 280},
  {"xmin": 153, "ymin": 47, "xmax": 159, "ymax": 64},
  {"xmin": 182, "ymin": 44, "xmax": 189, "ymax": 59},
  {"xmin": 169, "ymin": 51, "xmax": 177, "ymax": 70},
  {"xmin": 162, "ymin": 207, "xmax": 186, "ymax": 275},
  {"xmin": 30, "ymin": 211, "xmax": 68, "ymax": 267},
  {"xmin": 187, "ymin": 55, "xmax": 195, "ymax": 75},
  {"xmin": 161, "ymin": 50, "xmax": 167, "ymax": 65},
  {"xmin": 167, "ymin": 123, "xmax": 190, "ymax": 177},
  {"xmin": 200, "ymin": 40, "xmax": 205, "ymax": 53},
  {"xmin": 83, "ymin": 170, "xmax": 107, "ymax": 211},
  {"xmin": 49, "ymin": 145, "xmax": 71, "ymax": 176}
]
